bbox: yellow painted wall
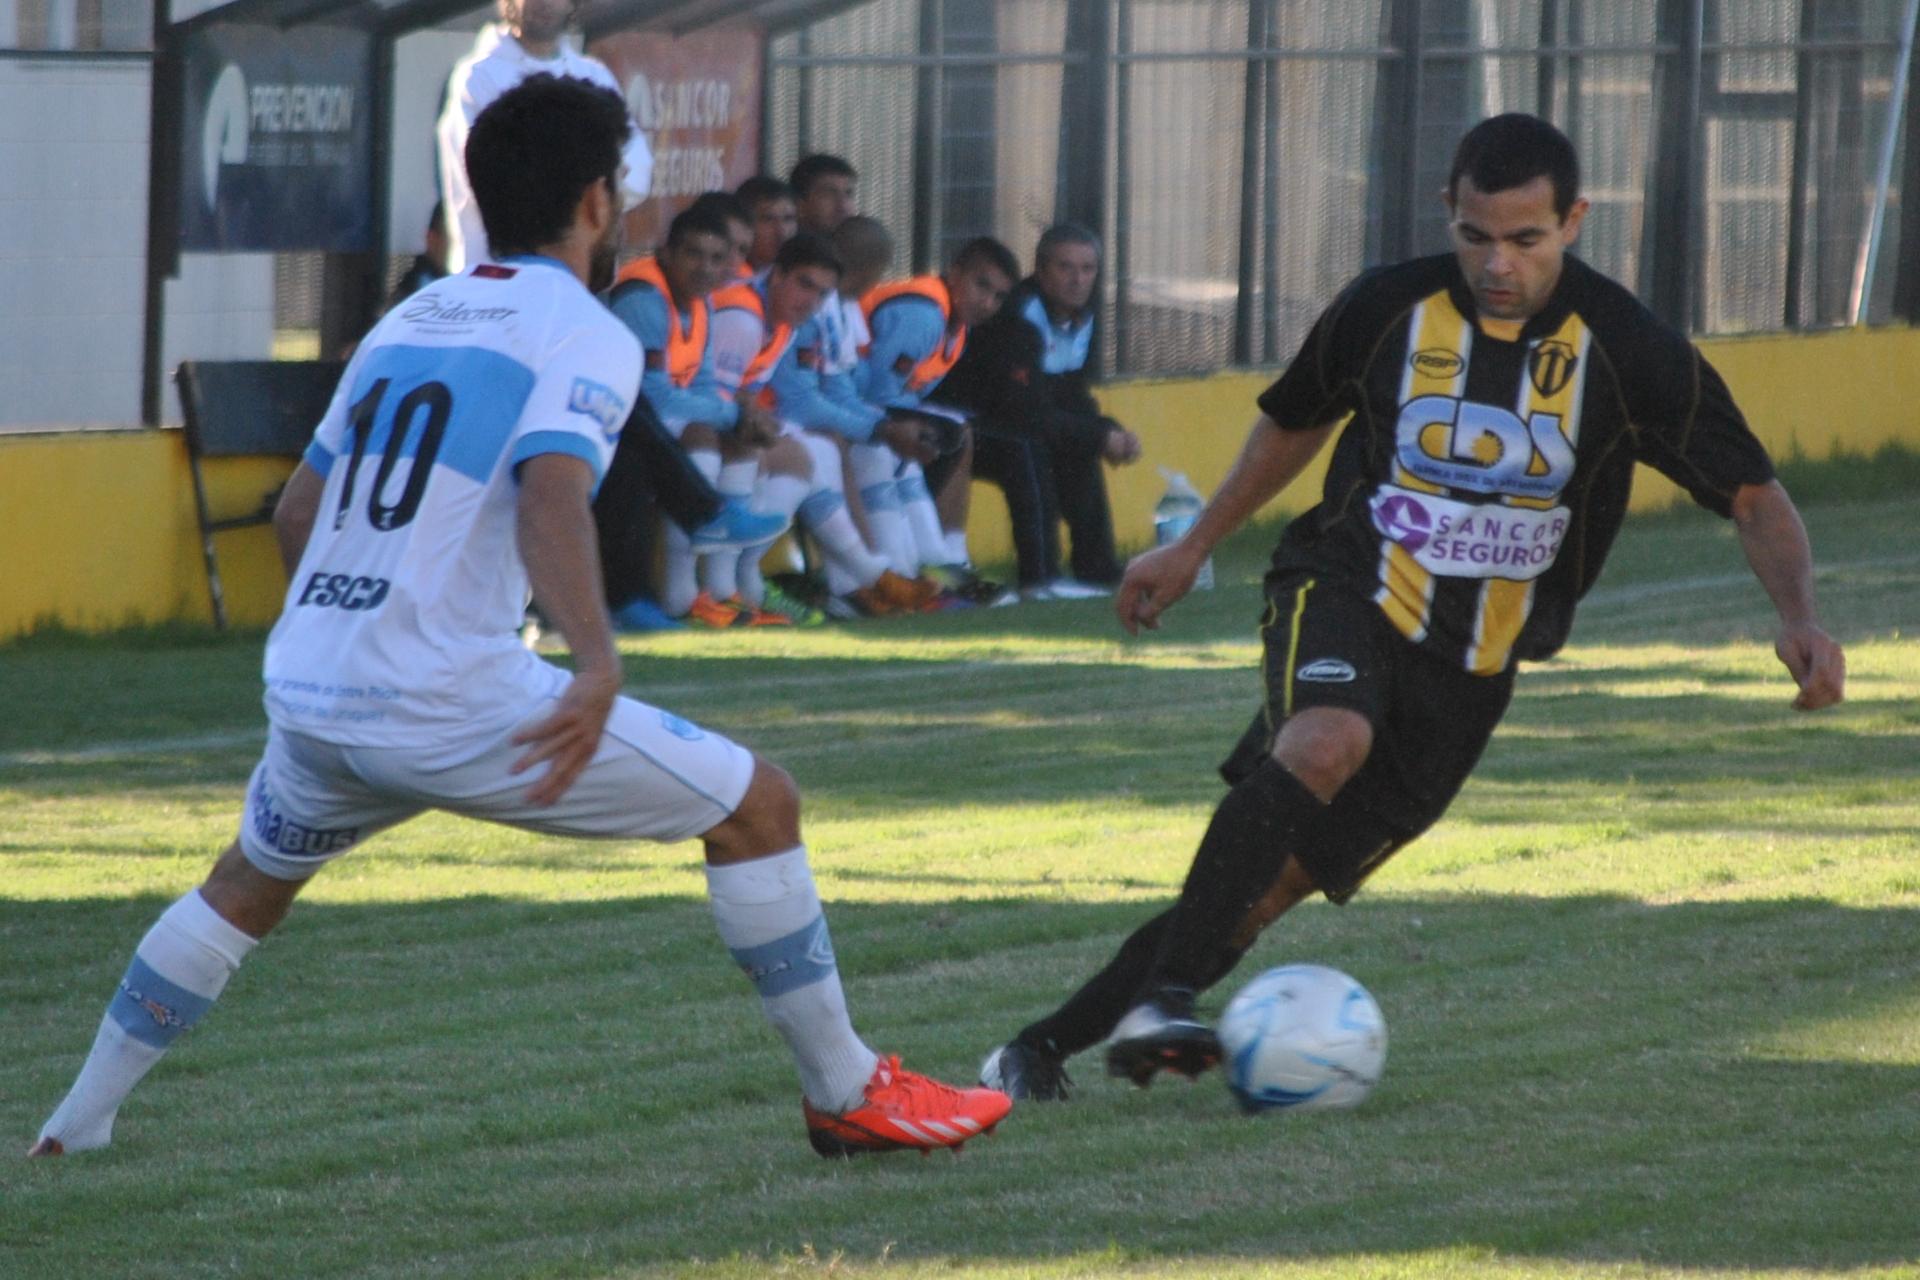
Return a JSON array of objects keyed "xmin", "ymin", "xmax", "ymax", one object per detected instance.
[
  {"xmin": 0, "ymin": 429, "xmax": 292, "ymax": 640},
  {"xmin": 3, "ymin": 323, "xmax": 1917, "ymax": 640}
]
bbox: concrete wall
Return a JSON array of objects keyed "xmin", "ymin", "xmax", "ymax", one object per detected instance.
[{"xmin": 3, "ymin": 323, "xmax": 1918, "ymax": 640}]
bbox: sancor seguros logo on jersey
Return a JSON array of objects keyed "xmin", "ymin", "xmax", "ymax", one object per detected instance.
[{"xmin": 1394, "ymin": 395, "xmax": 1574, "ymax": 501}]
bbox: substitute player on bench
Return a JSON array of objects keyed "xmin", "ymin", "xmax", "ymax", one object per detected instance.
[
  {"xmin": 31, "ymin": 75, "xmax": 1011, "ymax": 1160},
  {"xmin": 981, "ymin": 112, "xmax": 1845, "ymax": 1101}
]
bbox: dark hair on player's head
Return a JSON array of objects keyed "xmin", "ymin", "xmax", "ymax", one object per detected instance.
[
  {"xmin": 1448, "ymin": 113, "xmax": 1580, "ymax": 219},
  {"xmin": 666, "ymin": 203, "xmax": 736, "ymax": 249},
  {"xmin": 426, "ymin": 199, "xmax": 447, "ymax": 235},
  {"xmin": 951, "ymin": 236, "xmax": 1020, "ymax": 286},
  {"xmin": 773, "ymin": 231, "xmax": 842, "ymax": 277},
  {"xmin": 788, "ymin": 153, "xmax": 857, "ymax": 198},
  {"xmin": 466, "ymin": 73, "xmax": 629, "ymax": 258},
  {"xmin": 688, "ymin": 189, "xmax": 751, "ymax": 231},
  {"xmin": 735, "ymin": 174, "xmax": 795, "ymax": 210},
  {"xmin": 1035, "ymin": 222, "xmax": 1101, "ymax": 269},
  {"xmin": 831, "ymin": 215, "xmax": 893, "ymax": 275}
]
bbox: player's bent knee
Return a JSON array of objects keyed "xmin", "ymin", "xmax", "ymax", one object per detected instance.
[
  {"xmin": 1271, "ymin": 706, "xmax": 1371, "ymax": 801},
  {"xmin": 200, "ymin": 840, "xmax": 307, "ymax": 939},
  {"xmin": 703, "ymin": 756, "xmax": 802, "ymax": 864}
]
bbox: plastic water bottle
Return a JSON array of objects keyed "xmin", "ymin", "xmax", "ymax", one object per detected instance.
[{"xmin": 1153, "ymin": 468, "xmax": 1214, "ymax": 590}]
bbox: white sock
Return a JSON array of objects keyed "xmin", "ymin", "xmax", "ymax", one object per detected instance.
[
  {"xmin": 701, "ymin": 548, "xmax": 738, "ymax": 603},
  {"xmin": 38, "ymin": 890, "xmax": 257, "ymax": 1152},
  {"xmin": 737, "ymin": 545, "xmax": 769, "ymax": 607},
  {"xmin": 662, "ymin": 523, "xmax": 699, "ymax": 615},
  {"xmin": 717, "ymin": 459, "xmax": 759, "ymax": 499},
  {"xmin": 754, "ymin": 473, "xmax": 811, "ymax": 522},
  {"xmin": 705, "ymin": 847, "xmax": 877, "ymax": 1113},
  {"xmin": 810, "ymin": 506, "xmax": 889, "ymax": 596},
  {"xmin": 897, "ymin": 469, "xmax": 948, "ymax": 568},
  {"xmin": 941, "ymin": 529, "xmax": 970, "ymax": 567}
]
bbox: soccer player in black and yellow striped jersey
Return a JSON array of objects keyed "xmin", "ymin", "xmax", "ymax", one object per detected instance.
[{"xmin": 979, "ymin": 113, "xmax": 1847, "ymax": 1102}]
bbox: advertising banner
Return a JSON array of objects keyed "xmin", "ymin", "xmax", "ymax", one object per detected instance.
[
  {"xmin": 589, "ymin": 24, "xmax": 763, "ymax": 252},
  {"xmin": 179, "ymin": 23, "xmax": 375, "ymax": 252}
]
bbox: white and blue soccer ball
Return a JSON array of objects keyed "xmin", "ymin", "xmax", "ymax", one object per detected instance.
[{"xmin": 1218, "ymin": 964, "xmax": 1387, "ymax": 1113}]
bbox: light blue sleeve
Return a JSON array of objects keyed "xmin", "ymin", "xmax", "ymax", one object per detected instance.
[
  {"xmin": 855, "ymin": 295, "xmax": 947, "ymax": 410},
  {"xmin": 607, "ymin": 283, "xmax": 738, "ymax": 429},
  {"xmin": 768, "ymin": 315, "xmax": 885, "ymax": 442}
]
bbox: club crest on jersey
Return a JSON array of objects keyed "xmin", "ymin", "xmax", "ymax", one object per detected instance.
[
  {"xmin": 1528, "ymin": 339, "xmax": 1579, "ymax": 397},
  {"xmin": 1394, "ymin": 395, "xmax": 1574, "ymax": 500}
]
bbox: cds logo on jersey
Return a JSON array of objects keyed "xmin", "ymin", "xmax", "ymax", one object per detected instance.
[
  {"xmin": 1296, "ymin": 658, "xmax": 1357, "ymax": 683},
  {"xmin": 297, "ymin": 572, "xmax": 391, "ymax": 611},
  {"xmin": 399, "ymin": 293, "xmax": 517, "ymax": 326},
  {"xmin": 1410, "ymin": 348, "xmax": 1465, "ymax": 378},
  {"xmin": 1394, "ymin": 395, "xmax": 1575, "ymax": 500},
  {"xmin": 568, "ymin": 377, "xmax": 628, "ymax": 435}
]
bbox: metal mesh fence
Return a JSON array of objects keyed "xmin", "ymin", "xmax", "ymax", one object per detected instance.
[{"xmin": 769, "ymin": 0, "xmax": 1919, "ymax": 377}]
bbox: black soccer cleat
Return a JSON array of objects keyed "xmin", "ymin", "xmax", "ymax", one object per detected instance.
[
  {"xmin": 1104, "ymin": 987, "xmax": 1221, "ymax": 1087},
  {"xmin": 979, "ymin": 1040, "xmax": 1074, "ymax": 1102}
]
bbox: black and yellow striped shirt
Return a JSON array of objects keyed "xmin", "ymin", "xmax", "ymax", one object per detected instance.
[{"xmin": 1258, "ymin": 254, "xmax": 1774, "ymax": 675}]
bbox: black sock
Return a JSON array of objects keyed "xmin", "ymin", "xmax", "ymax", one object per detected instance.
[
  {"xmin": 1016, "ymin": 908, "xmax": 1175, "ymax": 1060},
  {"xmin": 1145, "ymin": 758, "xmax": 1325, "ymax": 993}
]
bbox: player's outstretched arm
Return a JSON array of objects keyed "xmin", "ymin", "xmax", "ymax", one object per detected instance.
[
  {"xmin": 1117, "ymin": 415, "xmax": 1336, "ymax": 635},
  {"xmin": 512, "ymin": 453, "xmax": 623, "ymax": 805},
  {"xmin": 1730, "ymin": 479, "xmax": 1845, "ymax": 711}
]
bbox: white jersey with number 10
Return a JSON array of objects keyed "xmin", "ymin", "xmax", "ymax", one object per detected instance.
[{"xmin": 263, "ymin": 256, "xmax": 640, "ymax": 753}]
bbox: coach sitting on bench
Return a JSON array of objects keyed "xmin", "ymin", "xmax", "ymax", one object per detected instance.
[{"xmin": 939, "ymin": 223, "xmax": 1142, "ymax": 598}]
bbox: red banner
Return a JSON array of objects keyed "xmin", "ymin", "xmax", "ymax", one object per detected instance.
[{"xmin": 589, "ymin": 23, "xmax": 764, "ymax": 252}]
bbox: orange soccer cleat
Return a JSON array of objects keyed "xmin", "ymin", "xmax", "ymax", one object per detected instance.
[
  {"xmin": 803, "ymin": 1055, "xmax": 1013, "ymax": 1157},
  {"xmin": 681, "ymin": 591, "xmax": 746, "ymax": 629}
]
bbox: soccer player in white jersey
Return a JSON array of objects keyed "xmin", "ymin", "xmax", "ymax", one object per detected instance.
[
  {"xmin": 29, "ymin": 76, "xmax": 1011, "ymax": 1162},
  {"xmin": 436, "ymin": 0, "xmax": 654, "ymax": 274}
]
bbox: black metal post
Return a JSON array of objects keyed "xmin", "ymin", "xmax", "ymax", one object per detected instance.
[
  {"xmin": 1895, "ymin": 8, "xmax": 1920, "ymax": 321},
  {"xmin": 142, "ymin": 0, "xmax": 181, "ymax": 425},
  {"xmin": 1784, "ymin": 0, "xmax": 1818, "ymax": 326},
  {"xmin": 911, "ymin": 0, "xmax": 940, "ymax": 273},
  {"xmin": 1232, "ymin": 1, "xmax": 1270, "ymax": 365},
  {"xmin": 1641, "ymin": 0, "xmax": 1702, "ymax": 329},
  {"xmin": 1111, "ymin": 0, "xmax": 1132, "ymax": 372},
  {"xmin": 1054, "ymin": 0, "xmax": 1109, "ymax": 233}
]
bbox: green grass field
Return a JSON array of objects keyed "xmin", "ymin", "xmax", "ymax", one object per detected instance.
[{"xmin": 2, "ymin": 489, "xmax": 1916, "ymax": 1280}]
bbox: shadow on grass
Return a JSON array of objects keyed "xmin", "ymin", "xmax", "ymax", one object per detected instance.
[{"xmin": 2, "ymin": 891, "xmax": 1915, "ymax": 1276}]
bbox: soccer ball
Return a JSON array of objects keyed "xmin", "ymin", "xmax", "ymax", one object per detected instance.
[{"xmin": 1218, "ymin": 964, "xmax": 1387, "ymax": 1113}]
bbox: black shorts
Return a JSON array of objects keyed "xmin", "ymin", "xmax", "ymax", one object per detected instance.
[{"xmin": 1218, "ymin": 572, "xmax": 1515, "ymax": 902}]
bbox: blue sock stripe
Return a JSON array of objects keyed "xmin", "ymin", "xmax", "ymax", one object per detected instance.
[
  {"xmin": 860, "ymin": 482, "xmax": 900, "ymax": 511},
  {"xmin": 797, "ymin": 489, "xmax": 845, "ymax": 528},
  {"xmin": 111, "ymin": 956, "xmax": 214, "ymax": 1048},
  {"xmin": 728, "ymin": 915, "xmax": 838, "ymax": 999},
  {"xmin": 896, "ymin": 473, "xmax": 931, "ymax": 503}
]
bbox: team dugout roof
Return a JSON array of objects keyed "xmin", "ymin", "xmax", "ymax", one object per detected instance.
[{"xmin": 170, "ymin": 0, "xmax": 874, "ymax": 40}]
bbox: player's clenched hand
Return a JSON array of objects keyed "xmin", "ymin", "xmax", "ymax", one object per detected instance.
[
  {"xmin": 1115, "ymin": 542, "xmax": 1203, "ymax": 636},
  {"xmin": 1776, "ymin": 620, "xmax": 1845, "ymax": 711},
  {"xmin": 510, "ymin": 667, "xmax": 622, "ymax": 805}
]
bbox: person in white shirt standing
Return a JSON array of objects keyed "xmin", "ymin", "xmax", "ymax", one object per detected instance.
[
  {"xmin": 30, "ymin": 75, "xmax": 1011, "ymax": 1163},
  {"xmin": 436, "ymin": 0, "xmax": 654, "ymax": 274}
]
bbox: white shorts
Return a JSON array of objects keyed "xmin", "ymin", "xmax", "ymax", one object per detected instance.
[{"xmin": 239, "ymin": 694, "xmax": 756, "ymax": 881}]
